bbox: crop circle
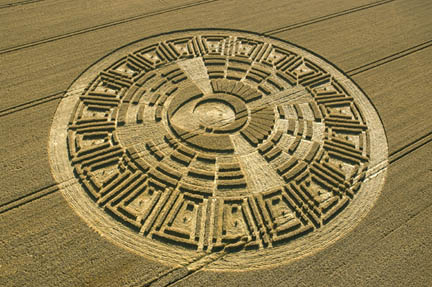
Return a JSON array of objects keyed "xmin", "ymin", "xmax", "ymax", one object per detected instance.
[{"xmin": 49, "ymin": 29, "xmax": 388, "ymax": 270}]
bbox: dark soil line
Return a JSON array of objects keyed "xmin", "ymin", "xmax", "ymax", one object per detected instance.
[
  {"xmin": 263, "ymin": 0, "xmax": 395, "ymax": 35},
  {"xmin": 142, "ymin": 252, "xmax": 226, "ymax": 286},
  {"xmin": 0, "ymin": 92, "xmax": 63, "ymax": 117},
  {"xmin": 0, "ymin": 184, "xmax": 59, "ymax": 214},
  {"xmin": 141, "ymin": 267, "xmax": 186, "ymax": 287},
  {"xmin": 0, "ymin": 91, "xmax": 64, "ymax": 114},
  {"xmin": 0, "ymin": 175, "xmax": 80, "ymax": 214},
  {"xmin": 0, "ymin": 0, "xmax": 394, "ymax": 55},
  {"xmin": 0, "ymin": 0, "xmax": 44, "ymax": 9},
  {"xmin": 347, "ymin": 40, "xmax": 432, "ymax": 76},
  {"xmin": 0, "ymin": 0, "xmax": 220, "ymax": 55},
  {"xmin": 0, "ymin": 182, "xmax": 57, "ymax": 209},
  {"xmin": 389, "ymin": 131, "xmax": 432, "ymax": 164}
]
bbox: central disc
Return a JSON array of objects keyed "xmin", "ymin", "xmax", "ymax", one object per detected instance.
[{"xmin": 194, "ymin": 98, "xmax": 235, "ymax": 128}]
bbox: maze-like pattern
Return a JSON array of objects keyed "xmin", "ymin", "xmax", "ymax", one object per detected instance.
[{"xmin": 66, "ymin": 31, "xmax": 372, "ymax": 253}]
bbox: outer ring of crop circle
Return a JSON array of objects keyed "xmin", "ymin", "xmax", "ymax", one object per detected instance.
[{"xmin": 48, "ymin": 28, "xmax": 388, "ymax": 271}]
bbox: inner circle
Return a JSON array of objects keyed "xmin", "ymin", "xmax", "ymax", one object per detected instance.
[{"xmin": 194, "ymin": 98, "xmax": 235, "ymax": 128}]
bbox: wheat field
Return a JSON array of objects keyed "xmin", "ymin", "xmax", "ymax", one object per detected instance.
[{"xmin": 0, "ymin": 1, "xmax": 431, "ymax": 286}]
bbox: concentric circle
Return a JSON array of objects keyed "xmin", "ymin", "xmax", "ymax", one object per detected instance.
[{"xmin": 49, "ymin": 29, "xmax": 388, "ymax": 270}]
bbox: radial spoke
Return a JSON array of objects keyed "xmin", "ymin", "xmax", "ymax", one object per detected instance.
[{"xmin": 177, "ymin": 57, "xmax": 212, "ymax": 95}]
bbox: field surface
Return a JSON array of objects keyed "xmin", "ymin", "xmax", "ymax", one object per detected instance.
[{"xmin": 1, "ymin": 0, "xmax": 431, "ymax": 286}]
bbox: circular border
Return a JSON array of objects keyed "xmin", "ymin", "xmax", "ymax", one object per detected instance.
[{"xmin": 49, "ymin": 28, "xmax": 388, "ymax": 271}]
